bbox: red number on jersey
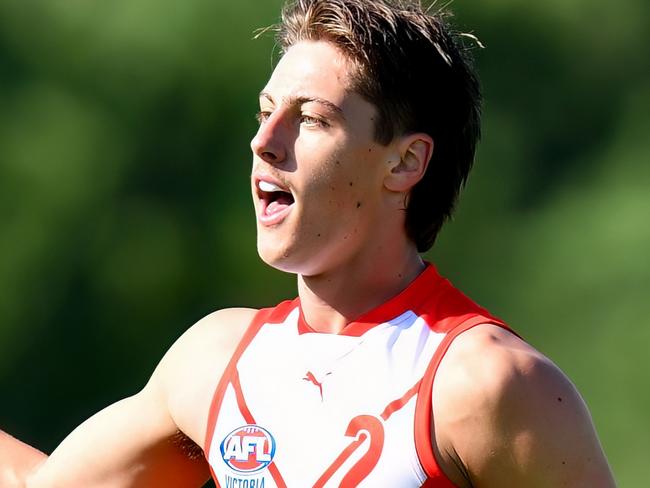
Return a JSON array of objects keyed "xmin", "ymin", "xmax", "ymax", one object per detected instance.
[{"xmin": 313, "ymin": 414, "xmax": 385, "ymax": 487}]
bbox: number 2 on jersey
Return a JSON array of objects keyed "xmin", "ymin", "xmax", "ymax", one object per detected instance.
[{"xmin": 313, "ymin": 415, "xmax": 385, "ymax": 488}]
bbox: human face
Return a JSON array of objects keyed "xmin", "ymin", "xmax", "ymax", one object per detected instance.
[{"xmin": 251, "ymin": 41, "xmax": 394, "ymax": 277}]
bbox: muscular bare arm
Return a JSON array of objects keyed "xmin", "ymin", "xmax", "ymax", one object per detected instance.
[
  {"xmin": 433, "ymin": 325, "xmax": 616, "ymax": 488},
  {"xmin": 0, "ymin": 431, "xmax": 47, "ymax": 487},
  {"xmin": 0, "ymin": 307, "xmax": 255, "ymax": 488}
]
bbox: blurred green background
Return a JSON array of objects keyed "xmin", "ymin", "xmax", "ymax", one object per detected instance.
[{"xmin": 0, "ymin": 0, "xmax": 648, "ymax": 485}]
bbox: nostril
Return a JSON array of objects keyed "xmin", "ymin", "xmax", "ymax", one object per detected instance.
[{"xmin": 261, "ymin": 151, "xmax": 278, "ymax": 161}]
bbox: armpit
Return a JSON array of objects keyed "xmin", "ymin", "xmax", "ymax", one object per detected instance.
[{"xmin": 170, "ymin": 430, "xmax": 205, "ymax": 461}]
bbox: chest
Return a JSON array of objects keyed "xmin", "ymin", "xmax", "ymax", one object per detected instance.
[{"xmin": 207, "ymin": 310, "xmax": 446, "ymax": 487}]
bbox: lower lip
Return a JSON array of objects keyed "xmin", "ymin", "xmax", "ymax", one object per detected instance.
[{"xmin": 258, "ymin": 199, "xmax": 294, "ymax": 226}]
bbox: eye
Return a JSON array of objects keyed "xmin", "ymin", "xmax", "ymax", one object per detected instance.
[
  {"xmin": 300, "ymin": 114, "xmax": 329, "ymax": 128},
  {"xmin": 255, "ymin": 110, "xmax": 272, "ymax": 124}
]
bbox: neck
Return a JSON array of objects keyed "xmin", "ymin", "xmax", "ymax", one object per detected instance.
[{"xmin": 297, "ymin": 247, "xmax": 425, "ymax": 334}]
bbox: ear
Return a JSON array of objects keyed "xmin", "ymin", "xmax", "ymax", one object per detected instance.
[{"xmin": 384, "ymin": 133, "xmax": 434, "ymax": 192}]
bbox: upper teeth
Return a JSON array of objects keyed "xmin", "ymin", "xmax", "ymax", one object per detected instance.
[{"xmin": 259, "ymin": 180, "xmax": 284, "ymax": 192}]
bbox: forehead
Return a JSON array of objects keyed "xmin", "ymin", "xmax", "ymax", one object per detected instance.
[{"xmin": 262, "ymin": 40, "xmax": 355, "ymax": 105}]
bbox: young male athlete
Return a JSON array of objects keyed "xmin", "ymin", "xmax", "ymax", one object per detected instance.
[{"xmin": 1, "ymin": 0, "xmax": 616, "ymax": 486}]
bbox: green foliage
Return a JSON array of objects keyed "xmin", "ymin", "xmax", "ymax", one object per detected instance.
[{"xmin": 1, "ymin": 0, "xmax": 647, "ymax": 485}]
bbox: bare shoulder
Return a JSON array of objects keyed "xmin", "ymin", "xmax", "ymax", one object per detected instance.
[
  {"xmin": 151, "ymin": 307, "xmax": 258, "ymax": 450},
  {"xmin": 433, "ymin": 324, "xmax": 616, "ymax": 488}
]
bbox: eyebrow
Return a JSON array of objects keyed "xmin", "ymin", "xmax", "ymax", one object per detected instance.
[{"xmin": 259, "ymin": 91, "xmax": 346, "ymax": 120}]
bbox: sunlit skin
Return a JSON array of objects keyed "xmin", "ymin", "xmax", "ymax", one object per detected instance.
[{"xmin": 251, "ymin": 40, "xmax": 432, "ymax": 333}]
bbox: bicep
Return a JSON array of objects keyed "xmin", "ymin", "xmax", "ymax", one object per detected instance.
[
  {"xmin": 0, "ymin": 431, "xmax": 47, "ymax": 488},
  {"xmin": 434, "ymin": 326, "xmax": 616, "ymax": 488},
  {"xmin": 465, "ymin": 355, "xmax": 615, "ymax": 487},
  {"xmin": 28, "ymin": 386, "xmax": 210, "ymax": 488}
]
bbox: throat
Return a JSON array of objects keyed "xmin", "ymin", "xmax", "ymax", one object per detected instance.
[{"xmin": 297, "ymin": 255, "xmax": 426, "ymax": 333}]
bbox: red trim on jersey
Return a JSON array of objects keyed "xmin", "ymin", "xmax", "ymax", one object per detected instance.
[
  {"xmin": 203, "ymin": 302, "xmax": 296, "ymax": 484},
  {"xmin": 297, "ymin": 263, "xmax": 444, "ymax": 336},
  {"xmin": 204, "ymin": 308, "xmax": 271, "ymax": 459},
  {"xmin": 266, "ymin": 299, "xmax": 299, "ymax": 324},
  {"xmin": 414, "ymin": 317, "xmax": 517, "ymax": 487},
  {"xmin": 380, "ymin": 379, "xmax": 421, "ymax": 421},
  {"xmin": 409, "ymin": 271, "xmax": 515, "ymax": 487},
  {"xmin": 231, "ymin": 370, "xmax": 289, "ymax": 488},
  {"xmin": 231, "ymin": 370, "xmax": 256, "ymax": 423}
]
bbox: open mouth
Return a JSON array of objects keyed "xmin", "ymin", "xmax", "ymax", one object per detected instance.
[{"xmin": 257, "ymin": 179, "xmax": 295, "ymax": 224}]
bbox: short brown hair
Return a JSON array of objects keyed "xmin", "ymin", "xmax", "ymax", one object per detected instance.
[{"xmin": 275, "ymin": 0, "xmax": 482, "ymax": 252}]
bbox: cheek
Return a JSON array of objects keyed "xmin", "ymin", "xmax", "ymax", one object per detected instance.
[
  {"xmin": 295, "ymin": 134, "xmax": 384, "ymax": 211},
  {"xmin": 306, "ymin": 157, "xmax": 378, "ymax": 230},
  {"xmin": 308, "ymin": 160, "xmax": 361, "ymax": 211}
]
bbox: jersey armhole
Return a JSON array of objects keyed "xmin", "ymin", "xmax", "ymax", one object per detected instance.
[{"xmin": 414, "ymin": 316, "xmax": 518, "ymax": 487}]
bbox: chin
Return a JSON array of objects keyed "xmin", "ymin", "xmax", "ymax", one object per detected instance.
[
  {"xmin": 257, "ymin": 238, "xmax": 295, "ymax": 274},
  {"xmin": 256, "ymin": 239, "xmax": 323, "ymax": 276}
]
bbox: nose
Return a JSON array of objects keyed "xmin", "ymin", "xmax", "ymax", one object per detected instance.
[{"xmin": 250, "ymin": 112, "xmax": 287, "ymax": 164}]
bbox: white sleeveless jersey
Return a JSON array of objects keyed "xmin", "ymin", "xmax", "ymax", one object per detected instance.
[{"xmin": 204, "ymin": 264, "xmax": 509, "ymax": 488}]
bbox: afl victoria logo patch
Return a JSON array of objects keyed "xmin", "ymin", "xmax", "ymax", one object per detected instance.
[{"xmin": 220, "ymin": 424, "xmax": 276, "ymax": 473}]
